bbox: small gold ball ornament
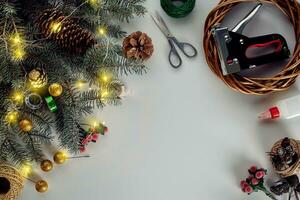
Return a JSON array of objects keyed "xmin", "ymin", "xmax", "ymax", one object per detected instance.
[
  {"xmin": 48, "ymin": 83, "xmax": 63, "ymax": 97},
  {"xmin": 53, "ymin": 151, "xmax": 67, "ymax": 164},
  {"xmin": 40, "ymin": 160, "xmax": 53, "ymax": 172},
  {"xmin": 19, "ymin": 119, "xmax": 33, "ymax": 132},
  {"xmin": 35, "ymin": 180, "xmax": 48, "ymax": 193}
]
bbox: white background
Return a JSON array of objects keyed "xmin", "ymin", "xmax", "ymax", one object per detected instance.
[{"xmin": 20, "ymin": 1, "xmax": 299, "ymax": 200}]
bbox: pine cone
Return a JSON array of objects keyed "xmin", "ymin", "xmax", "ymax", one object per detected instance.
[
  {"xmin": 123, "ymin": 31, "xmax": 154, "ymax": 60},
  {"xmin": 36, "ymin": 8, "xmax": 96, "ymax": 54}
]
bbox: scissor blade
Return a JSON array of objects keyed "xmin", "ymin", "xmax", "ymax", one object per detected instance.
[
  {"xmin": 154, "ymin": 11, "xmax": 171, "ymax": 34},
  {"xmin": 151, "ymin": 12, "xmax": 171, "ymax": 38}
]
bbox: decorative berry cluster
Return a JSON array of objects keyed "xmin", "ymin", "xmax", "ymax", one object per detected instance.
[
  {"xmin": 80, "ymin": 124, "xmax": 108, "ymax": 153},
  {"xmin": 240, "ymin": 166, "xmax": 277, "ymax": 200},
  {"xmin": 241, "ymin": 166, "xmax": 266, "ymax": 194}
]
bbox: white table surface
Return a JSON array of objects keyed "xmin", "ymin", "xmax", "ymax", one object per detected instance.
[{"xmin": 20, "ymin": 1, "xmax": 299, "ymax": 200}]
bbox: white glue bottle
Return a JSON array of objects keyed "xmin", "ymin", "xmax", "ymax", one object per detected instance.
[{"xmin": 259, "ymin": 95, "xmax": 300, "ymax": 120}]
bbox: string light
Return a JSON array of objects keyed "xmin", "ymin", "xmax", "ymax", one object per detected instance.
[
  {"xmin": 5, "ymin": 111, "xmax": 19, "ymax": 124},
  {"xmin": 12, "ymin": 48, "xmax": 26, "ymax": 61},
  {"xmin": 9, "ymin": 33, "xmax": 24, "ymax": 47},
  {"xmin": 12, "ymin": 91, "xmax": 24, "ymax": 104},
  {"xmin": 75, "ymin": 80, "xmax": 86, "ymax": 88},
  {"xmin": 50, "ymin": 21, "xmax": 62, "ymax": 34},
  {"xmin": 20, "ymin": 163, "xmax": 33, "ymax": 177},
  {"xmin": 101, "ymin": 89, "xmax": 110, "ymax": 99},
  {"xmin": 88, "ymin": 0, "xmax": 101, "ymax": 8},
  {"xmin": 96, "ymin": 26, "xmax": 107, "ymax": 37},
  {"xmin": 8, "ymin": 32, "xmax": 26, "ymax": 61}
]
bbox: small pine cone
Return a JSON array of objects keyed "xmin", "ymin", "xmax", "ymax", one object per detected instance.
[
  {"xmin": 123, "ymin": 31, "xmax": 154, "ymax": 60},
  {"xmin": 36, "ymin": 8, "xmax": 96, "ymax": 54}
]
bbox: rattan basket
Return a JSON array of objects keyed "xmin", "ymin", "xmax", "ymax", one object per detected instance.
[
  {"xmin": 270, "ymin": 139, "xmax": 300, "ymax": 177},
  {"xmin": 0, "ymin": 163, "xmax": 24, "ymax": 200}
]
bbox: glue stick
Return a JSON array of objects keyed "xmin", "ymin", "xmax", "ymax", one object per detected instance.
[{"xmin": 259, "ymin": 95, "xmax": 300, "ymax": 120}]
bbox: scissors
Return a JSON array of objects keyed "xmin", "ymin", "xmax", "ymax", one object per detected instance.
[{"xmin": 151, "ymin": 11, "xmax": 198, "ymax": 68}]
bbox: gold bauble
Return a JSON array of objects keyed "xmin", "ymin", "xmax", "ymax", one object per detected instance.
[
  {"xmin": 19, "ymin": 119, "xmax": 33, "ymax": 132},
  {"xmin": 48, "ymin": 83, "xmax": 63, "ymax": 97},
  {"xmin": 40, "ymin": 160, "xmax": 53, "ymax": 172},
  {"xmin": 35, "ymin": 180, "xmax": 48, "ymax": 193},
  {"xmin": 53, "ymin": 151, "xmax": 67, "ymax": 164}
]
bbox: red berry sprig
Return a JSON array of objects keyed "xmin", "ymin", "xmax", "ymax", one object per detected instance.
[{"xmin": 240, "ymin": 166, "xmax": 277, "ymax": 200}]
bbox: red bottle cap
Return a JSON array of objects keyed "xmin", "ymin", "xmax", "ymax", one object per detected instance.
[{"xmin": 269, "ymin": 107, "xmax": 280, "ymax": 119}]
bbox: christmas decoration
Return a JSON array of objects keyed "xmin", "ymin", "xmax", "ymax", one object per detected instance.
[
  {"xmin": 0, "ymin": 163, "xmax": 24, "ymax": 200},
  {"xmin": 269, "ymin": 137, "xmax": 300, "ymax": 177},
  {"xmin": 240, "ymin": 166, "xmax": 277, "ymax": 200},
  {"xmin": 123, "ymin": 31, "xmax": 154, "ymax": 60},
  {"xmin": 53, "ymin": 151, "xmax": 90, "ymax": 164},
  {"xmin": 0, "ymin": 0, "xmax": 147, "ymax": 194},
  {"xmin": 19, "ymin": 119, "xmax": 33, "ymax": 132},
  {"xmin": 28, "ymin": 68, "xmax": 48, "ymax": 89},
  {"xmin": 48, "ymin": 83, "xmax": 63, "ymax": 97},
  {"xmin": 25, "ymin": 93, "xmax": 43, "ymax": 110},
  {"xmin": 79, "ymin": 122, "xmax": 108, "ymax": 153},
  {"xmin": 36, "ymin": 8, "xmax": 96, "ymax": 54},
  {"xmin": 53, "ymin": 151, "xmax": 67, "ymax": 165},
  {"xmin": 35, "ymin": 180, "xmax": 48, "ymax": 193},
  {"xmin": 40, "ymin": 160, "xmax": 53, "ymax": 172}
]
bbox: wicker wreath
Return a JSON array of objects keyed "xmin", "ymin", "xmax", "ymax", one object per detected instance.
[
  {"xmin": 269, "ymin": 139, "xmax": 300, "ymax": 178},
  {"xmin": 203, "ymin": 0, "xmax": 300, "ymax": 95},
  {"xmin": 0, "ymin": 163, "xmax": 24, "ymax": 200}
]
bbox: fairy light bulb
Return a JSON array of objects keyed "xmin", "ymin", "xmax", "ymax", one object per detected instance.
[
  {"xmin": 12, "ymin": 48, "xmax": 26, "ymax": 61},
  {"xmin": 12, "ymin": 91, "xmax": 24, "ymax": 104},
  {"xmin": 76, "ymin": 80, "xmax": 85, "ymax": 89},
  {"xmin": 9, "ymin": 33, "xmax": 23, "ymax": 46},
  {"xmin": 50, "ymin": 22, "xmax": 62, "ymax": 33},
  {"xmin": 88, "ymin": 0, "xmax": 101, "ymax": 8},
  {"xmin": 97, "ymin": 26, "xmax": 107, "ymax": 37},
  {"xmin": 20, "ymin": 163, "xmax": 33, "ymax": 177},
  {"xmin": 101, "ymin": 89, "xmax": 109, "ymax": 99},
  {"xmin": 5, "ymin": 111, "xmax": 19, "ymax": 124}
]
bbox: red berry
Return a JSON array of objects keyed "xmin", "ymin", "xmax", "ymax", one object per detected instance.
[
  {"xmin": 92, "ymin": 134, "xmax": 99, "ymax": 142},
  {"xmin": 255, "ymin": 171, "xmax": 265, "ymax": 179},
  {"xmin": 79, "ymin": 146, "xmax": 86, "ymax": 153},
  {"xmin": 104, "ymin": 127, "xmax": 108, "ymax": 133},
  {"xmin": 81, "ymin": 138, "xmax": 89, "ymax": 145},
  {"xmin": 245, "ymin": 186, "xmax": 253, "ymax": 193},
  {"xmin": 249, "ymin": 166, "xmax": 257, "ymax": 173},
  {"xmin": 240, "ymin": 180, "xmax": 249, "ymax": 189},
  {"xmin": 86, "ymin": 135, "xmax": 92, "ymax": 142},
  {"xmin": 251, "ymin": 178, "xmax": 259, "ymax": 185}
]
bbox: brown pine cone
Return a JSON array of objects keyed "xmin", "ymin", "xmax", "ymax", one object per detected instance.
[
  {"xmin": 36, "ymin": 8, "xmax": 96, "ymax": 54},
  {"xmin": 123, "ymin": 31, "xmax": 154, "ymax": 60}
]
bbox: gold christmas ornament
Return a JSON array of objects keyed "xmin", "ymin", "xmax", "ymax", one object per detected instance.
[
  {"xmin": 48, "ymin": 83, "xmax": 63, "ymax": 97},
  {"xmin": 0, "ymin": 163, "xmax": 24, "ymax": 200},
  {"xmin": 19, "ymin": 119, "xmax": 33, "ymax": 132},
  {"xmin": 53, "ymin": 151, "xmax": 67, "ymax": 164},
  {"xmin": 40, "ymin": 160, "xmax": 53, "ymax": 172},
  {"xmin": 35, "ymin": 180, "xmax": 48, "ymax": 193},
  {"xmin": 28, "ymin": 68, "xmax": 48, "ymax": 88}
]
